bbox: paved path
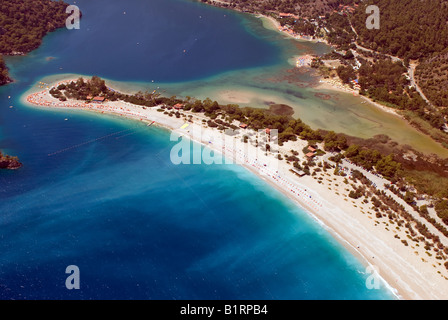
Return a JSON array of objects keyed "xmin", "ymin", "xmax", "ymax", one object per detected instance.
[
  {"xmin": 320, "ymin": 152, "xmax": 448, "ymax": 246},
  {"xmin": 348, "ymin": 21, "xmax": 434, "ymax": 108}
]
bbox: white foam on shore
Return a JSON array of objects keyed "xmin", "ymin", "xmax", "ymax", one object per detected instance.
[{"xmin": 21, "ymin": 77, "xmax": 448, "ymax": 300}]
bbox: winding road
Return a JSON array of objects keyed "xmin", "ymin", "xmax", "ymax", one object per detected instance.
[{"xmin": 348, "ymin": 21, "xmax": 434, "ymax": 108}]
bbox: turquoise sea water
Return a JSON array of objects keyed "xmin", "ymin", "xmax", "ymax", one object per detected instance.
[{"xmin": 0, "ymin": 0, "xmax": 395, "ymax": 299}]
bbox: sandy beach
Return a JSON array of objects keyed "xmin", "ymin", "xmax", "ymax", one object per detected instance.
[
  {"xmin": 22, "ymin": 78, "xmax": 448, "ymax": 300},
  {"xmin": 256, "ymin": 14, "xmax": 327, "ymax": 44}
]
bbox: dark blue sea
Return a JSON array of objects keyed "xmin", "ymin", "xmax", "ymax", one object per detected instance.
[{"xmin": 0, "ymin": 0, "xmax": 395, "ymax": 299}]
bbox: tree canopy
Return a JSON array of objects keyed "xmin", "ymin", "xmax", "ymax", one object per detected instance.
[{"xmin": 0, "ymin": 0, "xmax": 70, "ymax": 85}]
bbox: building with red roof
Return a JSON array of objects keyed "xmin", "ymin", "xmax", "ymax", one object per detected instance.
[
  {"xmin": 92, "ymin": 96, "xmax": 105, "ymax": 103},
  {"xmin": 306, "ymin": 152, "xmax": 315, "ymax": 158}
]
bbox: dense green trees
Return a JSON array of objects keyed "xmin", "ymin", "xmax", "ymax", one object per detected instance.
[
  {"xmin": 325, "ymin": 11, "xmax": 355, "ymax": 46},
  {"xmin": 210, "ymin": 0, "xmax": 342, "ymax": 17},
  {"xmin": 351, "ymin": 0, "xmax": 448, "ymax": 110},
  {"xmin": 352, "ymin": 0, "xmax": 448, "ymax": 61},
  {"xmin": 357, "ymin": 59, "xmax": 435, "ymax": 119},
  {"xmin": 52, "ymin": 76, "xmax": 185, "ymax": 107},
  {"xmin": 0, "ymin": 0, "xmax": 69, "ymax": 85},
  {"xmin": 415, "ymin": 49, "xmax": 448, "ymax": 110},
  {"xmin": 435, "ymin": 200, "xmax": 448, "ymax": 225},
  {"xmin": 323, "ymin": 131, "xmax": 347, "ymax": 151},
  {"xmin": 0, "ymin": 0, "xmax": 69, "ymax": 54},
  {"xmin": 332, "ymin": 0, "xmax": 448, "ymax": 132},
  {"xmin": 375, "ymin": 154, "xmax": 401, "ymax": 179},
  {"xmin": 336, "ymin": 65, "xmax": 356, "ymax": 84},
  {"xmin": 0, "ymin": 55, "xmax": 11, "ymax": 85},
  {"xmin": 358, "ymin": 60, "xmax": 407, "ymax": 94},
  {"xmin": 343, "ymin": 144, "xmax": 401, "ymax": 178},
  {"xmin": 344, "ymin": 144, "xmax": 381, "ymax": 170}
]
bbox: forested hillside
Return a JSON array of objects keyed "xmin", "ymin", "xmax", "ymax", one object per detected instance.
[
  {"xmin": 0, "ymin": 55, "xmax": 11, "ymax": 85},
  {"xmin": 415, "ymin": 49, "xmax": 448, "ymax": 111},
  {"xmin": 207, "ymin": 0, "xmax": 347, "ymax": 17},
  {"xmin": 0, "ymin": 0, "xmax": 69, "ymax": 85},
  {"xmin": 351, "ymin": 0, "xmax": 448, "ymax": 61},
  {"xmin": 337, "ymin": 0, "xmax": 448, "ymax": 113}
]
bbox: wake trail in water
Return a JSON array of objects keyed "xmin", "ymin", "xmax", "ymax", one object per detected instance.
[{"xmin": 47, "ymin": 127, "xmax": 140, "ymax": 157}]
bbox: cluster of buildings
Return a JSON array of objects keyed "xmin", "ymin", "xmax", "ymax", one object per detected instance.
[
  {"xmin": 334, "ymin": 3, "xmax": 358, "ymax": 15},
  {"xmin": 305, "ymin": 145, "xmax": 317, "ymax": 159}
]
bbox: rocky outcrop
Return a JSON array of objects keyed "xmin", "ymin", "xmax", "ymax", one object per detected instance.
[{"xmin": 0, "ymin": 154, "xmax": 22, "ymax": 169}]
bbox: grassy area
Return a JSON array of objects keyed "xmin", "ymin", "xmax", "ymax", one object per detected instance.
[
  {"xmin": 401, "ymin": 110, "xmax": 448, "ymax": 147},
  {"xmin": 403, "ymin": 170, "xmax": 448, "ymax": 198}
]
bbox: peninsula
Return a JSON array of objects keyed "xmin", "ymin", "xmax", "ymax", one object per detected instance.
[
  {"xmin": 3, "ymin": 0, "xmax": 447, "ymax": 300},
  {"xmin": 24, "ymin": 75, "xmax": 448, "ymax": 299}
]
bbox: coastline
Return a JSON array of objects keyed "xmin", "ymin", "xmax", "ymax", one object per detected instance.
[
  {"xmin": 22, "ymin": 76, "xmax": 448, "ymax": 300},
  {"xmin": 233, "ymin": 7, "xmax": 411, "ymax": 127},
  {"xmin": 315, "ymin": 80, "xmax": 406, "ymax": 120},
  {"xmin": 256, "ymin": 14, "xmax": 328, "ymax": 44}
]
